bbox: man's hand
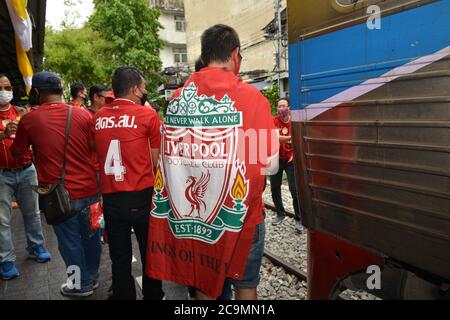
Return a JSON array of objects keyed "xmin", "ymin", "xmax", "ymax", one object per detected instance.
[
  {"xmin": 4, "ymin": 122, "xmax": 18, "ymax": 138},
  {"xmin": 279, "ymin": 135, "xmax": 292, "ymax": 143}
]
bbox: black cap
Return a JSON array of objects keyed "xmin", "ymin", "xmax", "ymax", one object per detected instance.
[{"xmin": 32, "ymin": 72, "xmax": 63, "ymax": 90}]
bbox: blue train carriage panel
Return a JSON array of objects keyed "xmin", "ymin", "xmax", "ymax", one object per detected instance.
[{"xmin": 288, "ymin": 0, "xmax": 450, "ymax": 286}]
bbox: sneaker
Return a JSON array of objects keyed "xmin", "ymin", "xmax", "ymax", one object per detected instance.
[
  {"xmin": 60, "ymin": 283, "xmax": 94, "ymax": 297},
  {"xmin": 29, "ymin": 245, "xmax": 51, "ymax": 263},
  {"xmin": 93, "ymin": 280, "xmax": 99, "ymax": 290},
  {"xmin": 0, "ymin": 262, "xmax": 19, "ymax": 280},
  {"xmin": 295, "ymin": 220, "xmax": 304, "ymax": 232},
  {"xmin": 272, "ymin": 216, "xmax": 285, "ymax": 226}
]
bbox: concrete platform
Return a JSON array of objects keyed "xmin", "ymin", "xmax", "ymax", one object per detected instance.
[{"xmin": 0, "ymin": 209, "xmax": 189, "ymax": 300}]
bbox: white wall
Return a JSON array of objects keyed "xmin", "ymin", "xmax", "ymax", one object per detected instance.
[
  {"xmin": 184, "ymin": 0, "xmax": 277, "ymax": 74},
  {"xmin": 158, "ymin": 11, "xmax": 187, "ymax": 69},
  {"xmin": 160, "ymin": 46, "xmax": 175, "ymax": 69},
  {"xmin": 159, "ymin": 12, "xmax": 186, "ymax": 45}
]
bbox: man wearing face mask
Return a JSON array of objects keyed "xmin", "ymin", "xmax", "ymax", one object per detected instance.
[
  {"xmin": 271, "ymin": 98, "xmax": 302, "ymax": 230},
  {"xmin": 71, "ymin": 82, "xmax": 88, "ymax": 109},
  {"xmin": 11, "ymin": 72, "xmax": 102, "ymax": 297},
  {"xmin": 0, "ymin": 74, "xmax": 51, "ymax": 280},
  {"xmin": 92, "ymin": 66, "xmax": 163, "ymax": 300}
]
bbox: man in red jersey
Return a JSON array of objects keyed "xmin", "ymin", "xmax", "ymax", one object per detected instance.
[
  {"xmin": 88, "ymin": 84, "xmax": 110, "ymax": 115},
  {"xmin": 70, "ymin": 82, "xmax": 88, "ymax": 109},
  {"xmin": 146, "ymin": 25, "xmax": 279, "ymax": 300},
  {"xmin": 11, "ymin": 72, "xmax": 102, "ymax": 298},
  {"xmin": 0, "ymin": 74, "xmax": 51, "ymax": 281},
  {"xmin": 270, "ymin": 97, "xmax": 302, "ymax": 230},
  {"xmin": 93, "ymin": 66, "xmax": 163, "ymax": 300}
]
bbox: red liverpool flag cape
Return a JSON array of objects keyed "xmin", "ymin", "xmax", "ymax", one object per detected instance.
[{"xmin": 146, "ymin": 67, "xmax": 278, "ymax": 297}]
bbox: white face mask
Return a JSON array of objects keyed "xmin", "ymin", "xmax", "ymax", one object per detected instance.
[{"xmin": 0, "ymin": 91, "xmax": 13, "ymax": 105}]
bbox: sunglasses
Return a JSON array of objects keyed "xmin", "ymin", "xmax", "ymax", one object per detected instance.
[{"xmin": 0, "ymin": 86, "xmax": 12, "ymax": 91}]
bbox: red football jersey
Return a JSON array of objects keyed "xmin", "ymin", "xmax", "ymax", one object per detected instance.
[
  {"xmin": 11, "ymin": 102, "xmax": 98, "ymax": 200},
  {"xmin": 93, "ymin": 99, "xmax": 161, "ymax": 194},
  {"xmin": 146, "ymin": 67, "xmax": 279, "ymax": 298},
  {"xmin": 0, "ymin": 105, "xmax": 32, "ymax": 169},
  {"xmin": 273, "ymin": 115, "xmax": 293, "ymax": 161}
]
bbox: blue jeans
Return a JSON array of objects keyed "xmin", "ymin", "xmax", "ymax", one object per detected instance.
[
  {"xmin": 0, "ymin": 164, "xmax": 45, "ymax": 263},
  {"xmin": 53, "ymin": 194, "xmax": 101, "ymax": 291}
]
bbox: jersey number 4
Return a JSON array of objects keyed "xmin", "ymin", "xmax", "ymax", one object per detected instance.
[{"xmin": 104, "ymin": 140, "xmax": 126, "ymax": 182}]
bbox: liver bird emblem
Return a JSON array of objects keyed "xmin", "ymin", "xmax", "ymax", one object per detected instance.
[{"xmin": 185, "ymin": 171, "xmax": 211, "ymax": 218}]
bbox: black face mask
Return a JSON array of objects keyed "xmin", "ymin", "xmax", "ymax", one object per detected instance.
[
  {"xmin": 139, "ymin": 91, "xmax": 148, "ymax": 106},
  {"xmin": 28, "ymin": 89, "xmax": 40, "ymax": 106}
]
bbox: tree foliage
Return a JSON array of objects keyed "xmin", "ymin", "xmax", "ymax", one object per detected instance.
[
  {"xmin": 43, "ymin": 27, "xmax": 115, "ymax": 86},
  {"xmin": 262, "ymin": 81, "xmax": 280, "ymax": 115},
  {"xmin": 89, "ymin": 0, "xmax": 164, "ymax": 97},
  {"xmin": 42, "ymin": 0, "xmax": 164, "ymax": 98}
]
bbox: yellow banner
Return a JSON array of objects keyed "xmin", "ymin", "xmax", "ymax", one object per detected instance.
[
  {"xmin": 15, "ymin": 35, "xmax": 33, "ymax": 93},
  {"xmin": 10, "ymin": 0, "xmax": 28, "ymax": 20}
]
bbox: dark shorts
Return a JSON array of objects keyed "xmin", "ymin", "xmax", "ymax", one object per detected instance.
[{"xmin": 228, "ymin": 220, "xmax": 266, "ymax": 289}]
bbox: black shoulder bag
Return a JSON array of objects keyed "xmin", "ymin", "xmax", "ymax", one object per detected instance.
[{"xmin": 33, "ymin": 105, "xmax": 74, "ymax": 225}]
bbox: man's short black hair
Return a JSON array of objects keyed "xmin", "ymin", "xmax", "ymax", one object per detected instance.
[
  {"xmin": 70, "ymin": 82, "xmax": 86, "ymax": 99},
  {"xmin": 112, "ymin": 67, "xmax": 145, "ymax": 98},
  {"xmin": 195, "ymin": 57, "xmax": 206, "ymax": 72},
  {"xmin": 89, "ymin": 84, "xmax": 109, "ymax": 102},
  {"xmin": 201, "ymin": 24, "xmax": 240, "ymax": 66},
  {"xmin": 278, "ymin": 97, "xmax": 290, "ymax": 105}
]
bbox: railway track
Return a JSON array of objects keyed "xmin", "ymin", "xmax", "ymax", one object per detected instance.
[
  {"xmin": 263, "ymin": 202, "xmax": 350, "ymax": 300},
  {"xmin": 263, "ymin": 248, "xmax": 307, "ymax": 282},
  {"xmin": 263, "ymin": 202, "xmax": 306, "ymax": 280}
]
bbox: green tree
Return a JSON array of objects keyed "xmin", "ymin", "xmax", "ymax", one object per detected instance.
[
  {"xmin": 89, "ymin": 0, "xmax": 164, "ymax": 98},
  {"xmin": 43, "ymin": 27, "xmax": 115, "ymax": 86},
  {"xmin": 262, "ymin": 81, "xmax": 280, "ymax": 115}
]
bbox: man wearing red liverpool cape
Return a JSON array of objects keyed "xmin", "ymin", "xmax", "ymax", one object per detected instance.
[{"xmin": 146, "ymin": 25, "xmax": 279, "ymax": 299}]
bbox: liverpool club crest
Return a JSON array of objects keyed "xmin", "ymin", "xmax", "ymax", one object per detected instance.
[{"xmin": 151, "ymin": 82, "xmax": 249, "ymax": 244}]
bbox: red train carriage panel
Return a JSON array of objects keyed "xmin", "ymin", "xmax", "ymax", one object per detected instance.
[{"xmin": 287, "ymin": 0, "xmax": 449, "ymax": 299}]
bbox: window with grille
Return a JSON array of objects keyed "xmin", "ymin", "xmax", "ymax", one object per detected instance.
[
  {"xmin": 175, "ymin": 15, "xmax": 185, "ymax": 32},
  {"xmin": 173, "ymin": 47, "xmax": 187, "ymax": 64}
]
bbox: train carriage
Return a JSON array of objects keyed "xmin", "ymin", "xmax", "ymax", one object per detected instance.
[{"xmin": 288, "ymin": 0, "xmax": 449, "ymax": 299}]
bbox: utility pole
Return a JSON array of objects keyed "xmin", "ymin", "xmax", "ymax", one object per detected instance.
[{"xmin": 275, "ymin": 0, "xmax": 283, "ymax": 96}]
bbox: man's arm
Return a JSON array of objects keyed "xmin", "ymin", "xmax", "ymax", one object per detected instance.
[
  {"xmin": 279, "ymin": 135, "xmax": 292, "ymax": 143},
  {"xmin": 10, "ymin": 121, "xmax": 30, "ymax": 158},
  {"xmin": 0, "ymin": 131, "xmax": 8, "ymax": 140},
  {"xmin": 148, "ymin": 110, "xmax": 162, "ymax": 170},
  {"xmin": 151, "ymin": 148, "xmax": 160, "ymax": 171},
  {"xmin": 260, "ymin": 99, "xmax": 280, "ymax": 176},
  {"xmin": 266, "ymin": 129, "xmax": 280, "ymax": 176}
]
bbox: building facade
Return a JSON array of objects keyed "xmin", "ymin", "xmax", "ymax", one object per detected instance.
[
  {"xmin": 183, "ymin": 0, "xmax": 288, "ymax": 95},
  {"xmin": 149, "ymin": 0, "xmax": 189, "ymax": 99},
  {"xmin": 149, "ymin": 0, "xmax": 187, "ymax": 69}
]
